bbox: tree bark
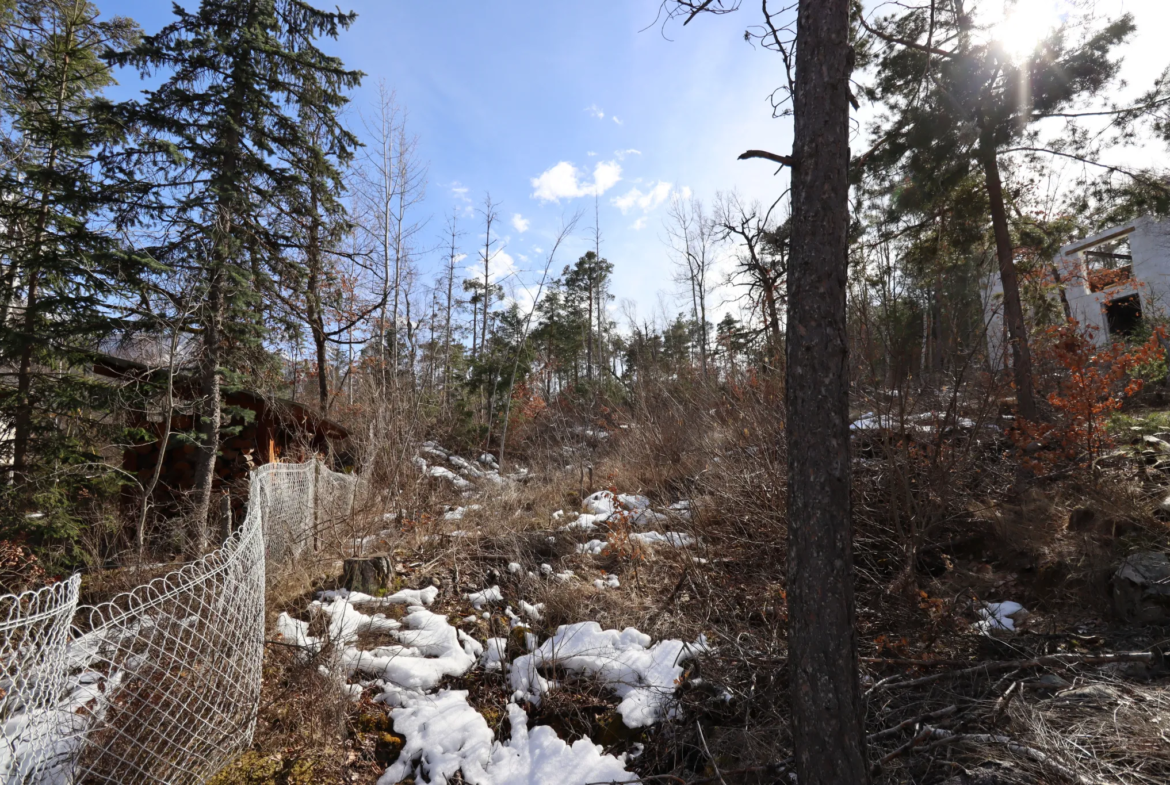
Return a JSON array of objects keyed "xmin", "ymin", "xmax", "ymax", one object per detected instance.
[
  {"xmin": 981, "ymin": 144, "xmax": 1037, "ymax": 420},
  {"xmin": 786, "ymin": 0, "xmax": 869, "ymax": 782},
  {"xmin": 190, "ymin": 269, "xmax": 223, "ymax": 557}
]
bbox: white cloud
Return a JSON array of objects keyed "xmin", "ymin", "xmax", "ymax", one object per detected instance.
[
  {"xmin": 511, "ymin": 213, "xmax": 530, "ymax": 233},
  {"xmin": 611, "ymin": 181, "xmax": 673, "ymax": 214},
  {"xmin": 531, "ymin": 160, "xmax": 623, "ymax": 202},
  {"xmin": 450, "ymin": 181, "xmax": 471, "ymax": 203},
  {"xmin": 614, "ymin": 148, "xmax": 641, "ymax": 160},
  {"xmin": 631, "ymin": 217, "xmax": 648, "ymax": 230},
  {"xmin": 586, "ymin": 104, "xmax": 605, "ymax": 120},
  {"xmin": 587, "ymin": 151, "xmax": 598, "ymax": 157},
  {"xmin": 463, "ymin": 249, "xmax": 516, "ymax": 283},
  {"xmin": 612, "ymin": 116, "xmax": 623, "ymax": 125}
]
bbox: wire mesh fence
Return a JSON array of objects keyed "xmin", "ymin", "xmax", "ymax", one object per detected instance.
[
  {"xmin": 0, "ymin": 459, "xmax": 365, "ymax": 784},
  {"xmin": 0, "ymin": 576, "xmax": 81, "ymax": 783}
]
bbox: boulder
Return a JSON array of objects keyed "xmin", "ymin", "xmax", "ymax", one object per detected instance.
[{"xmin": 1112, "ymin": 552, "xmax": 1170, "ymax": 623}]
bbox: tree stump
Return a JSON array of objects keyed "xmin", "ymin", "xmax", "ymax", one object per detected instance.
[{"xmin": 342, "ymin": 555, "xmax": 394, "ymax": 595}]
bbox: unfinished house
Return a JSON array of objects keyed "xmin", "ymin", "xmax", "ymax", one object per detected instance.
[{"xmin": 984, "ymin": 215, "xmax": 1170, "ymax": 369}]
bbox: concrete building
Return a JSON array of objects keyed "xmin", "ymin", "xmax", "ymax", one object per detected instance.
[{"xmin": 984, "ymin": 215, "xmax": 1170, "ymax": 369}]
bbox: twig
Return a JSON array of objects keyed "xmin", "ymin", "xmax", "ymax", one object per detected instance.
[
  {"xmin": 867, "ymin": 704, "xmax": 958, "ymax": 742},
  {"xmin": 696, "ymin": 721, "xmax": 728, "ymax": 785},
  {"xmin": 921, "ymin": 728, "xmax": 1101, "ymax": 785},
  {"xmin": 682, "ymin": 0, "xmax": 717, "ymax": 25}
]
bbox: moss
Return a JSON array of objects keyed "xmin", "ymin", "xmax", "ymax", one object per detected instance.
[
  {"xmin": 206, "ymin": 751, "xmax": 318, "ymax": 785},
  {"xmin": 375, "ymin": 732, "xmax": 404, "ymax": 766},
  {"xmin": 284, "ymin": 759, "xmax": 316, "ymax": 785},
  {"xmin": 207, "ymin": 751, "xmax": 281, "ymax": 785},
  {"xmin": 352, "ymin": 711, "xmax": 393, "ymax": 734}
]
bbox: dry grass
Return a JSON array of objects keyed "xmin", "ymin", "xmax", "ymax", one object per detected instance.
[{"xmin": 211, "ymin": 373, "xmax": 1170, "ymax": 785}]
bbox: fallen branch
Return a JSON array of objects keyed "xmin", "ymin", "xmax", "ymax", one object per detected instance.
[
  {"xmin": 921, "ymin": 728, "xmax": 1100, "ymax": 785},
  {"xmin": 867, "ymin": 704, "xmax": 959, "ymax": 742},
  {"xmin": 871, "ymin": 651, "xmax": 1153, "ymax": 692}
]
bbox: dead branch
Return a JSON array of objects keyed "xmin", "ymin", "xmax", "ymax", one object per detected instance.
[
  {"xmin": 871, "ymin": 651, "xmax": 1154, "ymax": 692},
  {"xmin": 737, "ymin": 149, "xmax": 795, "ymax": 167}
]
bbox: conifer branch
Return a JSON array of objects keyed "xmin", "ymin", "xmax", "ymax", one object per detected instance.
[{"xmin": 858, "ymin": 14, "xmax": 954, "ymax": 59}]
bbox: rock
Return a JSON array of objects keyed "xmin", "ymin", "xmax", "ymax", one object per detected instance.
[
  {"xmin": 342, "ymin": 555, "xmax": 395, "ymax": 595},
  {"xmin": 1143, "ymin": 435, "xmax": 1170, "ymax": 453},
  {"xmin": 1034, "ymin": 673, "xmax": 1072, "ymax": 691},
  {"xmin": 1113, "ymin": 552, "xmax": 1170, "ymax": 623}
]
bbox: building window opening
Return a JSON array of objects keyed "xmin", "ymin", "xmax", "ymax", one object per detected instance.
[
  {"xmin": 1085, "ymin": 235, "xmax": 1133, "ymax": 293},
  {"xmin": 1105, "ymin": 293, "xmax": 1143, "ymax": 337}
]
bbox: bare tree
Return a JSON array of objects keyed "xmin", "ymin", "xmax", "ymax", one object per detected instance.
[
  {"xmin": 442, "ymin": 209, "xmax": 464, "ymax": 408},
  {"xmin": 664, "ymin": 194, "xmax": 718, "ymax": 376},
  {"xmin": 498, "ymin": 215, "xmax": 580, "ymax": 470},
  {"xmin": 357, "ymin": 82, "xmax": 426, "ymax": 387},
  {"xmin": 478, "ymin": 194, "xmax": 502, "ymax": 356},
  {"xmin": 714, "ymin": 191, "xmax": 789, "ymax": 370}
]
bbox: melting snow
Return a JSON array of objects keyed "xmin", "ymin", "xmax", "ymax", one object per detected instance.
[
  {"xmin": 976, "ymin": 601, "xmax": 1027, "ymax": 632},
  {"xmin": 632, "ymin": 531, "xmax": 695, "ymax": 548},
  {"xmin": 576, "ymin": 539, "xmax": 607, "ymax": 555},
  {"xmin": 466, "ymin": 586, "xmax": 503, "ymax": 610},
  {"xmin": 583, "ymin": 491, "xmax": 616, "ymax": 516},
  {"xmin": 509, "ymin": 622, "xmax": 705, "ymax": 728},
  {"xmin": 377, "ymin": 692, "xmax": 635, "ymax": 785}
]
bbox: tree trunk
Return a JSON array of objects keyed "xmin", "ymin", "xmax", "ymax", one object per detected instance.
[
  {"xmin": 981, "ymin": 144, "xmax": 1037, "ymax": 420},
  {"xmin": 191, "ymin": 265, "xmax": 225, "ymax": 556},
  {"xmin": 786, "ymin": 0, "xmax": 869, "ymax": 782},
  {"xmin": 342, "ymin": 555, "xmax": 394, "ymax": 594},
  {"xmin": 11, "ymin": 273, "xmax": 39, "ymax": 483}
]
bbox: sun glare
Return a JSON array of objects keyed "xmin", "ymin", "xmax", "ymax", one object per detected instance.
[{"xmin": 994, "ymin": 0, "xmax": 1066, "ymax": 62}]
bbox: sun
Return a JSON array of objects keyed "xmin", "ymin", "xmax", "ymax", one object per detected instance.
[{"xmin": 993, "ymin": 0, "xmax": 1066, "ymax": 63}]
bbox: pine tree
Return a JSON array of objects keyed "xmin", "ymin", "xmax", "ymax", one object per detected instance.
[
  {"xmin": 110, "ymin": 0, "xmax": 361, "ymax": 552},
  {"xmin": 0, "ymin": 0, "xmax": 144, "ymax": 539},
  {"xmin": 860, "ymin": 1, "xmax": 1136, "ymax": 418}
]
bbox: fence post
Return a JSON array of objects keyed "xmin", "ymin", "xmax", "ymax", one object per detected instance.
[{"xmin": 312, "ymin": 458, "xmax": 320, "ymax": 554}]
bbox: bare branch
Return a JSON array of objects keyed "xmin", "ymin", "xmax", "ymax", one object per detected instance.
[{"xmin": 738, "ymin": 149, "xmax": 795, "ymax": 166}]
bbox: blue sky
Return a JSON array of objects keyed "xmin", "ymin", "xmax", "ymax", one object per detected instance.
[
  {"xmin": 97, "ymin": 1, "xmax": 1170, "ymax": 329},
  {"xmin": 97, "ymin": 1, "xmax": 796, "ymax": 327}
]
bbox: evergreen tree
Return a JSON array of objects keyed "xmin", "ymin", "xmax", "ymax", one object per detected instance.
[
  {"xmin": 0, "ymin": 0, "xmax": 144, "ymax": 541},
  {"xmin": 110, "ymin": 0, "xmax": 361, "ymax": 552},
  {"xmin": 563, "ymin": 251, "xmax": 613, "ymax": 384},
  {"xmin": 861, "ymin": 2, "xmax": 1137, "ymax": 418}
]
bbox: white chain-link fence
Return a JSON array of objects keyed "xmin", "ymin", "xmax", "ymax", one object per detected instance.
[{"xmin": 0, "ymin": 459, "xmax": 367, "ymax": 784}]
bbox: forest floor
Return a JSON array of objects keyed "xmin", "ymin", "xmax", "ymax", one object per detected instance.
[{"xmin": 216, "ymin": 398, "xmax": 1170, "ymax": 785}]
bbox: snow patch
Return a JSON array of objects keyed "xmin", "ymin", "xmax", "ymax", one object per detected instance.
[
  {"xmin": 509, "ymin": 623, "xmax": 705, "ymax": 728},
  {"xmin": 378, "ymin": 692, "xmax": 635, "ymax": 785},
  {"xmin": 631, "ymin": 531, "xmax": 695, "ymax": 548}
]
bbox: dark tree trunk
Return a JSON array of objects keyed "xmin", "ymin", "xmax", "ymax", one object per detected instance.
[
  {"xmin": 786, "ymin": 0, "xmax": 869, "ymax": 782},
  {"xmin": 981, "ymin": 144, "xmax": 1037, "ymax": 420},
  {"xmin": 190, "ymin": 266, "xmax": 223, "ymax": 556}
]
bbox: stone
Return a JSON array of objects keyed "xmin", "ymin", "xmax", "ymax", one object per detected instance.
[
  {"xmin": 1112, "ymin": 552, "xmax": 1170, "ymax": 623},
  {"xmin": 1034, "ymin": 673, "xmax": 1072, "ymax": 691},
  {"xmin": 1143, "ymin": 435, "xmax": 1170, "ymax": 453}
]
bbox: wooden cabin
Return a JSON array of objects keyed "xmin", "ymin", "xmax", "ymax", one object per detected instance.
[{"xmin": 93, "ymin": 353, "xmax": 349, "ymax": 512}]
